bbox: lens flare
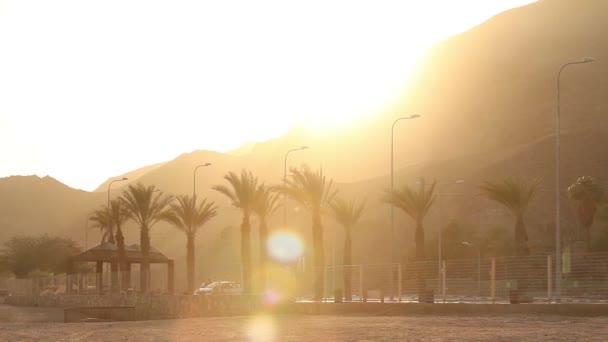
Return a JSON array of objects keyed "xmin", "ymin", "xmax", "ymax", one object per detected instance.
[
  {"xmin": 247, "ymin": 315, "xmax": 276, "ymax": 342},
  {"xmin": 267, "ymin": 231, "xmax": 303, "ymax": 263}
]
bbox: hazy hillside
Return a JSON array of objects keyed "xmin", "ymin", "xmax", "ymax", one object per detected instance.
[{"xmin": 1, "ymin": 0, "xmax": 607, "ymax": 290}]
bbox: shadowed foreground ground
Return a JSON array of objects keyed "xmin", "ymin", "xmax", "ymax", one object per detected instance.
[{"xmin": 1, "ymin": 304, "xmax": 607, "ymax": 341}]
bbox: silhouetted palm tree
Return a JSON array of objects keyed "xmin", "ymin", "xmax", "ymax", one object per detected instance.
[
  {"xmin": 279, "ymin": 165, "xmax": 337, "ymax": 301},
  {"xmin": 568, "ymin": 176, "xmax": 603, "ymax": 251},
  {"xmin": 89, "ymin": 207, "xmax": 114, "ymax": 245},
  {"xmin": 383, "ymin": 179, "xmax": 436, "ymax": 261},
  {"xmin": 213, "ymin": 170, "xmax": 259, "ymax": 294},
  {"xmin": 164, "ymin": 194, "xmax": 217, "ymax": 293},
  {"xmin": 329, "ymin": 197, "xmax": 365, "ymax": 301},
  {"xmin": 121, "ymin": 183, "xmax": 173, "ymax": 293},
  {"xmin": 480, "ymin": 177, "xmax": 538, "ymax": 256},
  {"xmin": 252, "ymin": 185, "xmax": 281, "ymax": 292},
  {"xmin": 109, "ymin": 198, "xmax": 130, "ymax": 290}
]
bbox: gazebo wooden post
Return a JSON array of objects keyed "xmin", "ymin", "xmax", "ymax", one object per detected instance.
[
  {"xmin": 168, "ymin": 260, "xmax": 174, "ymax": 294},
  {"xmin": 96, "ymin": 261, "xmax": 103, "ymax": 294},
  {"xmin": 66, "ymin": 259, "xmax": 74, "ymax": 295},
  {"xmin": 110, "ymin": 261, "xmax": 118, "ymax": 293}
]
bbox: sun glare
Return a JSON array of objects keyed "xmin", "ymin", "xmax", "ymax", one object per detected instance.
[{"xmin": 267, "ymin": 231, "xmax": 303, "ymax": 264}]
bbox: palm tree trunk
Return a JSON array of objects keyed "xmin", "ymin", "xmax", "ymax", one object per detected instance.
[
  {"xmin": 343, "ymin": 227, "xmax": 352, "ymax": 301},
  {"xmin": 415, "ymin": 219, "xmax": 426, "ymax": 261},
  {"xmin": 140, "ymin": 226, "xmax": 150, "ymax": 293},
  {"xmin": 187, "ymin": 231, "xmax": 195, "ymax": 294},
  {"xmin": 241, "ymin": 212, "xmax": 252, "ymax": 295},
  {"xmin": 514, "ymin": 215, "xmax": 529, "ymax": 256},
  {"xmin": 259, "ymin": 219, "xmax": 269, "ymax": 293},
  {"xmin": 414, "ymin": 219, "xmax": 426, "ymax": 294},
  {"xmin": 514, "ymin": 214, "xmax": 529, "ymax": 296},
  {"xmin": 312, "ymin": 209, "xmax": 324, "ymax": 301},
  {"xmin": 115, "ymin": 225, "xmax": 129, "ymax": 291}
]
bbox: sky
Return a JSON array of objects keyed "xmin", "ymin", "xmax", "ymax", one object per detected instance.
[{"xmin": 0, "ymin": 0, "xmax": 536, "ymax": 191}]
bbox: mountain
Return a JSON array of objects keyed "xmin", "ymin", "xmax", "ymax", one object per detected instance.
[{"xmin": 1, "ymin": 0, "xmax": 608, "ymax": 288}]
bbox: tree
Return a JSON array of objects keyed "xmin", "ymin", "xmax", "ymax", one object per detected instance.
[
  {"xmin": 329, "ymin": 197, "xmax": 365, "ymax": 301},
  {"xmin": 383, "ymin": 179, "xmax": 436, "ymax": 261},
  {"xmin": 109, "ymin": 198, "xmax": 130, "ymax": 290},
  {"xmin": 479, "ymin": 177, "xmax": 538, "ymax": 256},
  {"xmin": 213, "ymin": 169, "xmax": 259, "ymax": 295},
  {"xmin": 89, "ymin": 207, "xmax": 114, "ymax": 244},
  {"xmin": 568, "ymin": 176, "xmax": 604, "ymax": 251},
  {"xmin": 252, "ymin": 184, "xmax": 281, "ymax": 292},
  {"xmin": 279, "ymin": 165, "xmax": 337, "ymax": 301},
  {"xmin": 164, "ymin": 194, "xmax": 217, "ymax": 294},
  {"xmin": 121, "ymin": 183, "xmax": 173, "ymax": 293},
  {"xmin": 0, "ymin": 235, "xmax": 81, "ymax": 278}
]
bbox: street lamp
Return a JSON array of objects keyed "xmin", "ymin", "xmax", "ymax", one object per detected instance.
[
  {"xmin": 555, "ymin": 56, "xmax": 594, "ymax": 303},
  {"xmin": 283, "ymin": 146, "xmax": 308, "ymax": 228},
  {"xmin": 107, "ymin": 177, "xmax": 128, "ymax": 211},
  {"xmin": 193, "ymin": 163, "xmax": 212, "ymax": 197},
  {"xmin": 462, "ymin": 241, "xmax": 481, "ymax": 297},
  {"xmin": 390, "ymin": 114, "xmax": 420, "ymax": 265}
]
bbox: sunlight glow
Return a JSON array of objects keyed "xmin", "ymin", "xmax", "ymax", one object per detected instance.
[
  {"xmin": 0, "ymin": 0, "xmax": 536, "ymax": 190},
  {"xmin": 267, "ymin": 231, "xmax": 303, "ymax": 264},
  {"xmin": 247, "ymin": 315, "xmax": 277, "ymax": 342}
]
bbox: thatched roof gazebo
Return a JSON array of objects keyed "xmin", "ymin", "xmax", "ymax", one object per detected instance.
[{"xmin": 66, "ymin": 242, "xmax": 174, "ymax": 294}]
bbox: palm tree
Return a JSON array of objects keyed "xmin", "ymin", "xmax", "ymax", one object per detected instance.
[
  {"xmin": 89, "ymin": 207, "xmax": 114, "ymax": 245},
  {"xmin": 213, "ymin": 169, "xmax": 259, "ymax": 295},
  {"xmin": 252, "ymin": 185, "xmax": 281, "ymax": 292},
  {"xmin": 164, "ymin": 194, "xmax": 218, "ymax": 294},
  {"xmin": 109, "ymin": 198, "xmax": 131, "ymax": 290},
  {"xmin": 121, "ymin": 183, "xmax": 173, "ymax": 293},
  {"xmin": 480, "ymin": 177, "xmax": 539, "ymax": 256},
  {"xmin": 568, "ymin": 176, "xmax": 604, "ymax": 251},
  {"xmin": 279, "ymin": 165, "xmax": 337, "ymax": 301},
  {"xmin": 383, "ymin": 179, "xmax": 436, "ymax": 261},
  {"xmin": 329, "ymin": 197, "xmax": 365, "ymax": 301}
]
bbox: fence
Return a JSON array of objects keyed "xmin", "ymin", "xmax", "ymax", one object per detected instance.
[
  {"xmin": 316, "ymin": 252, "xmax": 608, "ymax": 303},
  {"xmin": 3, "ymin": 252, "xmax": 608, "ymax": 303}
]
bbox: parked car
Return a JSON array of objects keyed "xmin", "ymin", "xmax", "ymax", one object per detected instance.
[{"xmin": 193, "ymin": 281, "xmax": 241, "ymax": 296}]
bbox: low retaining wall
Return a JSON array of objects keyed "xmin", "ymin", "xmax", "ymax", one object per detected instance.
[
  {"xmin": 294, "ymin": 302, "xmax": 608, "ymax": 316},
  {"xmin": 5, "ymin": 294, "xmax": 213, "ymax": 320}
]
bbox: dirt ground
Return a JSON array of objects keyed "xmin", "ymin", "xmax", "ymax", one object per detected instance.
[{"xmin": 1, "ymin": 304, "xmax": 607, "ymax": 341}]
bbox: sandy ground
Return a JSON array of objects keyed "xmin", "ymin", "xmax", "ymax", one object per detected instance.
[{"xmin": 1, "ymin": 304, "xmax": 608, "ymax": 341}]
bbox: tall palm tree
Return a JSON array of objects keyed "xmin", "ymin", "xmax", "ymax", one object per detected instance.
[
  {"xmin": 252, "ymin": 185, "xmax": 281, "ymax": 292},
  {"xmin": 213, "ymin": 169, "xmax": 259, "ymax": 295},
  {"xmin": 109, "ymin": 198, "xmax": 131, "ymax": 290},
  {"xmin": 480, "ymin": 177, "xmax": 539, "ymax": 256},
  {"xmin": 279, "ymin": 165, "xmax": 337, "ymax": 301},
  {"xmin": 568, "ymin": 176, "xmax": 604, "ymax": 251},
  {"xmin": 329, "ymin": 197, "xmax": 365, "ymax": 301},
  {"xmin": 383, "ymin": 179, "xmax": 436, "ymax": 261},
  {"xmin": 89, "ymin": 207, "xmax": 114, "ymax": 245},
  {"xmin": 121, "ymin": 183, "xmax": 173, "ymax": 293},
  {"xmin": 164, "ymin": 194, "xmax": 218, "ymax": 294}
]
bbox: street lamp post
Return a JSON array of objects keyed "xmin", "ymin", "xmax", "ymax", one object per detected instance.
[
  {"xmin": 283, "ymin": 146, "xmax": 308, "ymax": 228},
  {"xmin": 107, "ymin": 177, "xmax": 128, "ymax": 211},
  {"xmin": 555, "ymin": 56, "xmax": 594, "ymax": 303},
  {"xmin": 390, "ymin": 114, "xmax": 420, "ymax": 301},
  {"xmin": 462, "ymin": 241, "xmax": 480, "ymax": 297},
  {"xmin": 193, "ymin": 163, "xmax": 212, "ymax": 197}
]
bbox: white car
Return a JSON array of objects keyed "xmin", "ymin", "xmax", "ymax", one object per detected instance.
[{"xmin": 193, "ymin": 281, "xmax": 241, "ymax": 296}]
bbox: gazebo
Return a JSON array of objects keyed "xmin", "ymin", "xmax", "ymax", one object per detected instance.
[{"xmin": 66, "ymin": 242, "xmax": 174, "ymax": 294}]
